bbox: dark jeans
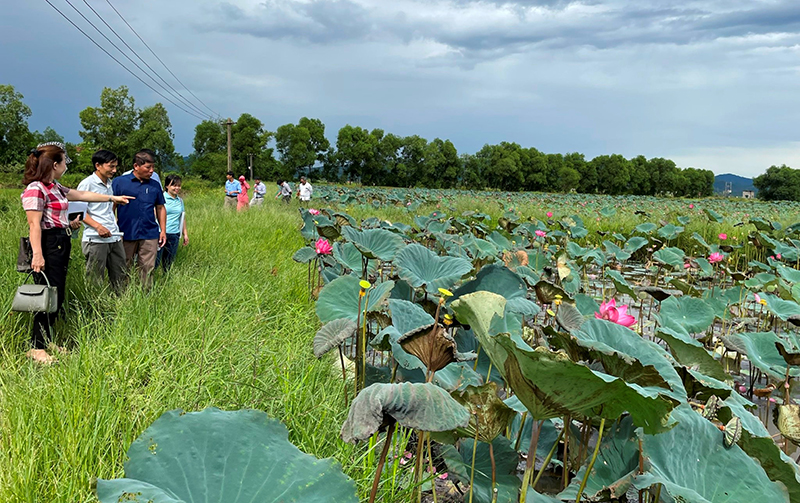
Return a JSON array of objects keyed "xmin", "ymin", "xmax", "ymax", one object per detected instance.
[
  {"xmin": 156, "ymin": 233, "xmax": 180, "ymax": 271},
  {"xmin": 32, "ymin": 229, "xmax": 71, "ymax": 349}
]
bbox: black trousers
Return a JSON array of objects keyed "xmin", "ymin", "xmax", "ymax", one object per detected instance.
[{"xmin": 31, "ymin": 229, "xmax": 71, "ymax": 349}]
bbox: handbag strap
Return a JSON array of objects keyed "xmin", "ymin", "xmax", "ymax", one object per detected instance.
[{"xmin": 23, "ymin": 270, "xmax": 52, "ymax": 288}]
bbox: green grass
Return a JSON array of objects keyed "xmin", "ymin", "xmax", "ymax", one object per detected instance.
[{"xmin": 0, "ymin": 190, "xmax": 376, "ymax": 502}]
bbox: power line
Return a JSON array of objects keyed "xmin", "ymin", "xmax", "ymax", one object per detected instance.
[
  {"xmin": 42, "ymin": 0, "xmax": 207, "ymax": 120},
  {"xmin": 59, "ymin": 0, "xmax": 211, "ymax": 120},
  {"xmin": 80, "ymin": 0, "xmax": 212, "ymax": 118},
  {"xmin": 105, "ymin": 0, "xmax": 221, "ymax": 119}
]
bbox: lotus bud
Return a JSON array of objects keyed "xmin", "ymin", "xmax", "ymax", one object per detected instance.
[
  {"xmin": 359, "ymin": 280, "xmax": 371, "ymax": 297},
  {"xmin": 443, "ymin": 314, "xmax": 453, "ymax": 326}
]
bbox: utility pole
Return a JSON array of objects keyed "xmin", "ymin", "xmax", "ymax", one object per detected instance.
[
  {"xmin": 248, "ymin": 153, "xmax": 254, "ymax": 181},
  {"xmin": 225, "ymin": 118, "xmax": 234, "ymax": 174}
]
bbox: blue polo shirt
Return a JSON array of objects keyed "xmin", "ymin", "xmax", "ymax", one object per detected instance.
[{"xmin": 112, "ymin": 173, "xmax": 166, "ymax": 240}]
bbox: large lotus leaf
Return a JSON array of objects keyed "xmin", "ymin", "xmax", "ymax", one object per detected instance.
[
  {"xmin": 635, "ymin": 222, "xmax": 657, "ymax": 234},
  {"xmin": 313, "ymin": 318, "xmax": 357, "ymax": 358},
  {"xmin": 96, "ymin": 408, "xmax": 357, "ymax": 503},
  {"xmin": 659, "ymin": 296, "xmax": 715, "ymax": 334},
  {"xmin": 652, "ymin": 247, "xmax": 685, "ymax": 269},
  {"xmin": 340, "ymin": 226, "xmax": 405, "ymax": 261},
  {"xmin": 525, "ymin": 491, "xmax": 562, "ymax": 502},
  {"xmin": 605, "ymin": 269, "xmax": 637, "ymax": 298},
  {"xmin": 452, "ymin": 382, "xmax": 516, "ymax": 442},
  {"xmin": 764, "ymin": 294, "xmax": 800, "ymax": 321},
  {"xmin": 716, "ymin": 398, "xmax": 800, "ymax": 502},
  {"xmin": 451, "ymin": 292, "xmax": 676, "ymax": 433},
  {"xmin": 656, "ymin": 325, "xmax": 730, "ymax": 382},
  {"xmin": 300, "ymin": 210, "xmax": 320, "ymax": 241},
  {"xmin": 575, "ymin": 318, "xmax": 687, "ymax": 400},
  {"xmin": 450, "ymin": 264, "xmax": 540, "ymax": 316},
  {"xmin": 625, "ymin": 236, "xmax": 648, "ymax": 254},
  {"xmin": 389, "ymin": 299, "xmax": 435, "ymax": 337},
  {"xmin": 559, "ymin": 416, "xmax": 639, "ymax": 501},
  {"xmin": 725, "ymin": 332, "xmax": 800, "ymax": 380},
  {"xmin": 316, "ymin": 276, "xmax": 394, "ymax": 323},
  {"xmin": 395, "ymin": 243, "xmax": 472, "ymax": 291},
  {"xmin": 604, "ymin": 240, "xmax": 632, "ymax": 262},
  {"xmin": 575, "ymin": 293, "xmax": 601, "ymax": 316},
  {"xmin": 340, "ymin": 383, "xmax": 470, "ymax": 443},
  {"xmin": 333, "ymin": 242, "xmax": 377, "ymax": 274},
  {"xmin": 441, "ymin": 436, "xmax": 520, "ymax": 503},
  {"xmin": 657, "ymin": 224, "xmax": 684, "ymax": 241},
  {"xmin": 632, "ymin": 405, "xmax": 789, "ymax": 503},
  {"xmin": 433, "ymin": 362, "xmax": 484, "ymax": 392},
  {"xmin": 292, "ymin": 246, "xmax": 317, "ymax": 264},
  {"xmin": 399, "ymin": 323, "xmax": 459, "ymax": 373}
]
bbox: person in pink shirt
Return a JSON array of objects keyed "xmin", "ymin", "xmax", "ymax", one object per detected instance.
[{"xmin": 237, "ymin": 175, "xmax": 250, "ymax": 211}]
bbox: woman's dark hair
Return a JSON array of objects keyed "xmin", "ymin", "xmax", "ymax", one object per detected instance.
[
  {"xmin": 277, "ymin": 179, "xmax": 284, "ymax": 185},
  {"xmin": 92, "ymin": 149, "xmax": 118, "ymax": 168},
  {"xmin": 164, "ymin": 174, "xmax": 182, "ymax": 188},
  {"xmin": 22, "ymin": 144, "xmax": 65, "ymax": 185}
]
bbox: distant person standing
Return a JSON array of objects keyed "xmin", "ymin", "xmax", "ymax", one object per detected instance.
[
  {"xmin": 112, "ymin": 149, "xmax": 166, "ymax": 289},
  {"xmin": 156, "ymin": 174, "xmax": 188, "ymax": 271},
  {"xmin": 276, "ymin": 179, "xmax": 292, "ymax": 204},
  {"xmin": 77, "ymin": 149, "xmax": 127, "ymax": 293},
  {"xmin": 297, "ymin": 176, "xmax": 313, "ymax": 206},
  {"xmin": 250, "ymin": 177, "xmax": 266, "ymax": 206},
  {"xmin": 237, "ymin": 175, "xmax": 250, "ymax": 211},
  {"xmin": 224, "ymin": 171, "xmax": 240, "ymax": 208}
]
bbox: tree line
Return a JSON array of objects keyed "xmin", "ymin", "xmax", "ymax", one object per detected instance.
[{"xmin": 0, "ymin": 83, "xmax": 723, "ymax": 197}]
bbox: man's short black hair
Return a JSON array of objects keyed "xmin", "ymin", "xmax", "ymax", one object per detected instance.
[
  {"xmin": 133, "ymin": 148, "xmax": 156, "ymax": 166},
  {"xmin": 92, "ymin": 149, "xmax": 118, "ymax": 167},
  {"xmin": 227, "ymin": 171, "xmax": 234, "ymax": 177}
]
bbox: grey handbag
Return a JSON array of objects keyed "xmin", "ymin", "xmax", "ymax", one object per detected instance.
[{"xmin": 11, "ymin": 272, "xmax": 58, "ymax": 313}]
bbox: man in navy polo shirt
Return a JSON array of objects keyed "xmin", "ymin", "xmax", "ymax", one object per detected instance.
[{"xmin": 112, "ymin": 149, "xmax": 166, "ymax": 288}]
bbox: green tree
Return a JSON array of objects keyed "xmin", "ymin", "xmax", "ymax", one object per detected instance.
[
  {"xmin": 193, "ymin": 119, "xmax": 226, "ymax": 156},
  {"xmin": 0, "ymin": 84, "xmax": 33, "ymax": 166},
  {"xmin": 32, "ymin": 126, "xmax": 64, "ymax": 146},
  {"xmin": 648, "ymin": 157, "xmax": 679, "ymax": 195},
  {"xmin": 79, "ymin": 86, "xmax": 138, "ymax": 166},
  {"xmin": 231, "ymin": 113, "xmax": 275, "ymax": 178},
  {"xmin": 336, "ymin": 125, "xmax": 378, "ymax": 183},
  {"xmin": 591, "ymin": 154, "xmax": 631, "ymax": 195},
  {"xmin": 275, "ymin": 117, "xmax": 330, "ymax": 177},
  {"xmin": 566, "ymin": 152, "xmax": 595, "ymax": 193},
  {"xmin": 754, "ymin": 165, "xmax": 800, "ymax": 201},
  {"xmin": 628, "ymin": 155, "xmax": 652, "ymax": 195},
  {"xmin": 128, "ymin": 103, "xmax": 175, "ymax": 171}
]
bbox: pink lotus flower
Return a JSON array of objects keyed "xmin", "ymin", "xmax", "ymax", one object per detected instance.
[
  {"xmin": 546, "ymin": 211, "xmax": 553, "ymax": 218},
  {"xmin": 684, "ymin": 262, "xmax": 692, "ymax": 269},
  {"xmin": 718, "ymin": 233, "xmax": 727, "ymax": 240},
  {"xmin": 689, "ymin": 204, "xmax": 694, "ymax": 209},
  {"xmin": 309, "ymin": 208, "xmax": 320, "ymax": 215},
  {"xmin": 754, "ymin": 293, "xmax": 761, "ymax": 304},
  {"xmin": 777, "ymin": 254, "xmax": 782, "ymax": 260},
  {"xmin": 738, "ymin": 385, "xmax": 747, "ymax": 393},
  {"xmin": 438, "ymin": 473, "xmax": 448, "ymax": 480},
  {"xmin": 315, "ymin": 238, "xmax": 333, "ymax": 255},
  {"xmin": 594, "ymin": 299, "xmax": 636, "ymax": 327},
  {"xmin": 535, "ymin": 230, "xmax": 547, "ymax": 238},
  {"xmin": 708, "ymin": 252, "xmax": 724, "ymax": 264}
]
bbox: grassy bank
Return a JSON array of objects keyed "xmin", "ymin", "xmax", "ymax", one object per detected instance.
[{"xmin": 0, "ymin": 189, "xmax": 371, "ymax": 502}]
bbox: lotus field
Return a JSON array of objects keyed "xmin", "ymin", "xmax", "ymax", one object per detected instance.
[{"xmin": 295, "ymin": 186, "xmax": 800, "ymax": 503}]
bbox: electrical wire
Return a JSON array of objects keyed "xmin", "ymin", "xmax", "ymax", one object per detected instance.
[
  {"xmin": 42, "ymin": 0, "xmax": 207, "ymax": 120},
  {"xmin": 59, "ymin": 0, "xmax": 210, "ymax": 120},
  {"xmin": 104, "ymin": 0, "xmax": 221, "ymax": 119},
  {"xmin": 80, "ymin": 0, "xmax": 211, "ymax": 118}
]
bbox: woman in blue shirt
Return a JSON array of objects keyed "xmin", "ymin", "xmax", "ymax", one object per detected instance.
[{"xmin": 156, "ymin": 174, "xmax": 189, "ymax": 271}]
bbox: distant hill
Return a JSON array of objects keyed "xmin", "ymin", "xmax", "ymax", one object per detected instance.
[{"xmin": 714, "ymin": 173, "xmax": 756, "ymax": 196}]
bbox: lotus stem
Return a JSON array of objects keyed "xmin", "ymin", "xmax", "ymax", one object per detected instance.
[
  {"xmin": 338, "ymin": 346, "xmax": 348, "ymax": 406},
  {"xmin": 532, "ymin": 426, "xmax": 565, "ymax": 490},
  {"xmin": 355, "ymin": 292, "xmax": 363, "ymax": 397},
  {"xmin": 369, "ymin": 422, "xmax": 395, "ymax": 503},
  {"xmin": 654, "ymin": 483, "xmax": 662, "ymax": 503},
  {"xmin": 427, "ymin": 433, "xmax": 438, "ymax": 503},
  {"xmin": 563, "ymin": 415, "xmax": 570, "ymax": 490},
  {"xmin": 575, "ymin": 417, "xmax": 605, "ymax": 503},
  {"xmin": 486, "ymin": 360, "xmax": 493, "ymax": 383},
  {"xmin": 489, "ymin": 442, "xmax": 497, "ymax": 503},
  {"xmin": 361, "ymin": 288, "xmax": 371, "ymax": 391},
  {"xmin": 468, "ymin": 426, "xmax": 479, "ymax": 503},
  {"xmin": 519, "ymin": 419, "xmax": 543, "ymax": 502},
  {"xmin": 414, "ymin": 430, "xmax": 427, "ymax": 503}
]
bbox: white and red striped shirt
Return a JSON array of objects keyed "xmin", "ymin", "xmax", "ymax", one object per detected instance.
[{"xmin": 21, "ymin": 181, "xmax": 71, "ymax": 229}]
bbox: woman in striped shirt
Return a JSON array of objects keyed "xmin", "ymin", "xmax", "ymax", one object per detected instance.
[{"xmin": 21, "ymin": 143, "xmax": 133, "ymax": 363}]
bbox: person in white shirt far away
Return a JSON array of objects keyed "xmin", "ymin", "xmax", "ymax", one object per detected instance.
[
  {"xmin": 297, "ymin": 176, "xmax": 313, "ymax": 206},
  {"xmin": 250, "ymin": 177, "xmax": 267, "ymax": 206}
]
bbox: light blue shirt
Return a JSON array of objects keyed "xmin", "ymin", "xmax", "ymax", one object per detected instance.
[
  {"xmin": 77, "ymin": 173, "xmax": 121, "ymax": 243},
  {"xmin": 163, "ymin": 192, "xmax": 184, "ymax": 235},
  {"xmin": 225, "ymin": 179, "xmax": 241, "ymax": 196}
]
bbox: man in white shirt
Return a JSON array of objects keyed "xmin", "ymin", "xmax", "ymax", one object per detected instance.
[
  {"xmin": 250, "ymin": 177, "xmax": 267, "ymax": 207},
  {"xmin": 297, "ymin": 176, "xmax": 313, "ymax": 206},
  {"xmin": 77, "ymin": 149, "xmax": 127, "ymax": 293}
]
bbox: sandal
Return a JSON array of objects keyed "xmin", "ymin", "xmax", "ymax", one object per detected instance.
[{"xmin": 26, "ymin": 348, "xmax": 56, "ymax": 365}]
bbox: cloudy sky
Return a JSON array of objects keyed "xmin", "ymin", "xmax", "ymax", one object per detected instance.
[{"xmin": 3, "ymin": 0, "xmax": 800, "ymax": 177}]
